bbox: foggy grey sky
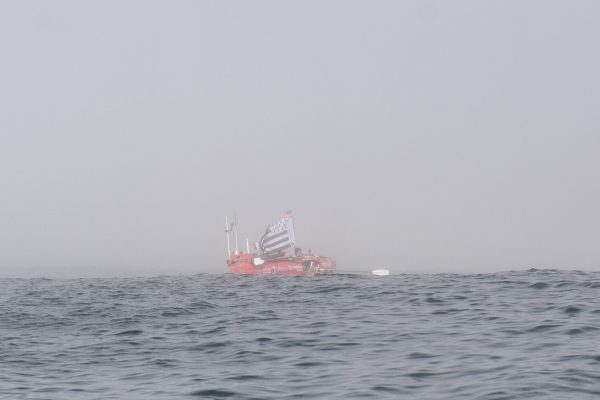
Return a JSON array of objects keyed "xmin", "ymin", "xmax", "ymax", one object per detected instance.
[{"xmin": 1, "ymin": 1, "xmax": 599, "ymax": 277}]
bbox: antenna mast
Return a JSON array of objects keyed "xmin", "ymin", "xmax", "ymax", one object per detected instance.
[
  {"xmin": 233, "ymin": 212, "xmax": 239, "ymax": 254},
  {"xmin": 225, "ymin": 216, "xmax": 231, "ymax": 256}
]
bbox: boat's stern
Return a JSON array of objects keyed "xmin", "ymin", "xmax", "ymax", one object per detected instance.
[{"xmin": 315, "ymin": 255, "xmax": 336, "ymax": 274}]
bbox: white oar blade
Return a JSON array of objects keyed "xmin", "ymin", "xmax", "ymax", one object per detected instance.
[{"xmin": 371, "ymin": 269, "xmax": 390, "ymax": 276}]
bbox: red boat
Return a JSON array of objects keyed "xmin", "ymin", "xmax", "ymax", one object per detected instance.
[{"xmin": 225, "ymin": 211, "xmax": 336, "ymax": 275}]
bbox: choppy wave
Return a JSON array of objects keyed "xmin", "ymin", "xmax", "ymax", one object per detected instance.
[{"xmin": 1, "ymin": 269, "xmax": 600, "ymax": 399}]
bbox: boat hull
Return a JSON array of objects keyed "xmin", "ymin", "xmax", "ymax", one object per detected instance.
[{"xmin": 227, "ymin": 252, "xmax": 335, "ymax": 276}]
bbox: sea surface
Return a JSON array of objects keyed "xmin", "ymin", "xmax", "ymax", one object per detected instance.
[{"xmin": 1, "ymin": 269, "xmax": 600, "ymax": 399}]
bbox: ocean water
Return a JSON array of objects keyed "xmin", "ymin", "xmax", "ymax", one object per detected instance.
[{"xmin": 1, "ymin": 269, "xmax": 600, "ymax": 399}]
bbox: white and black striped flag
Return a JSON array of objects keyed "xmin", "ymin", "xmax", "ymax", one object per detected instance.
[{"xmin": 259, "ymin": 211, "xmax": 296, "ymax": 253}]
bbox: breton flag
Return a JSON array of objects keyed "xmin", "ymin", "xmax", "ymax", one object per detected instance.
[{"xmin": 259, "ymin": 211, "xmax": 296, "ymax": 253}]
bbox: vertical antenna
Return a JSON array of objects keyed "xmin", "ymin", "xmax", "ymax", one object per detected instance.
[
  {"xmin": 246, "ymin": 238, "xmax": 250, "ymax": 253},
  {"xmin": 233, "ymin": 212, "xmax": 239, "ymax": 254},
  {"xmin": 225, "ymin": 216, "xmax": 231, "ymax": 256}
]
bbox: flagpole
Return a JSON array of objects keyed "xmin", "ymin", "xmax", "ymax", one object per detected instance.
[{"xmin": 287, "ymin": 214, "xmax": 296, "ymax": 255}]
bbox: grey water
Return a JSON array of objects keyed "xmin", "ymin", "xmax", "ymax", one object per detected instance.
[{"xmin": 1, "ymin": 269, "xmax": 600, "ymax": 399}]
